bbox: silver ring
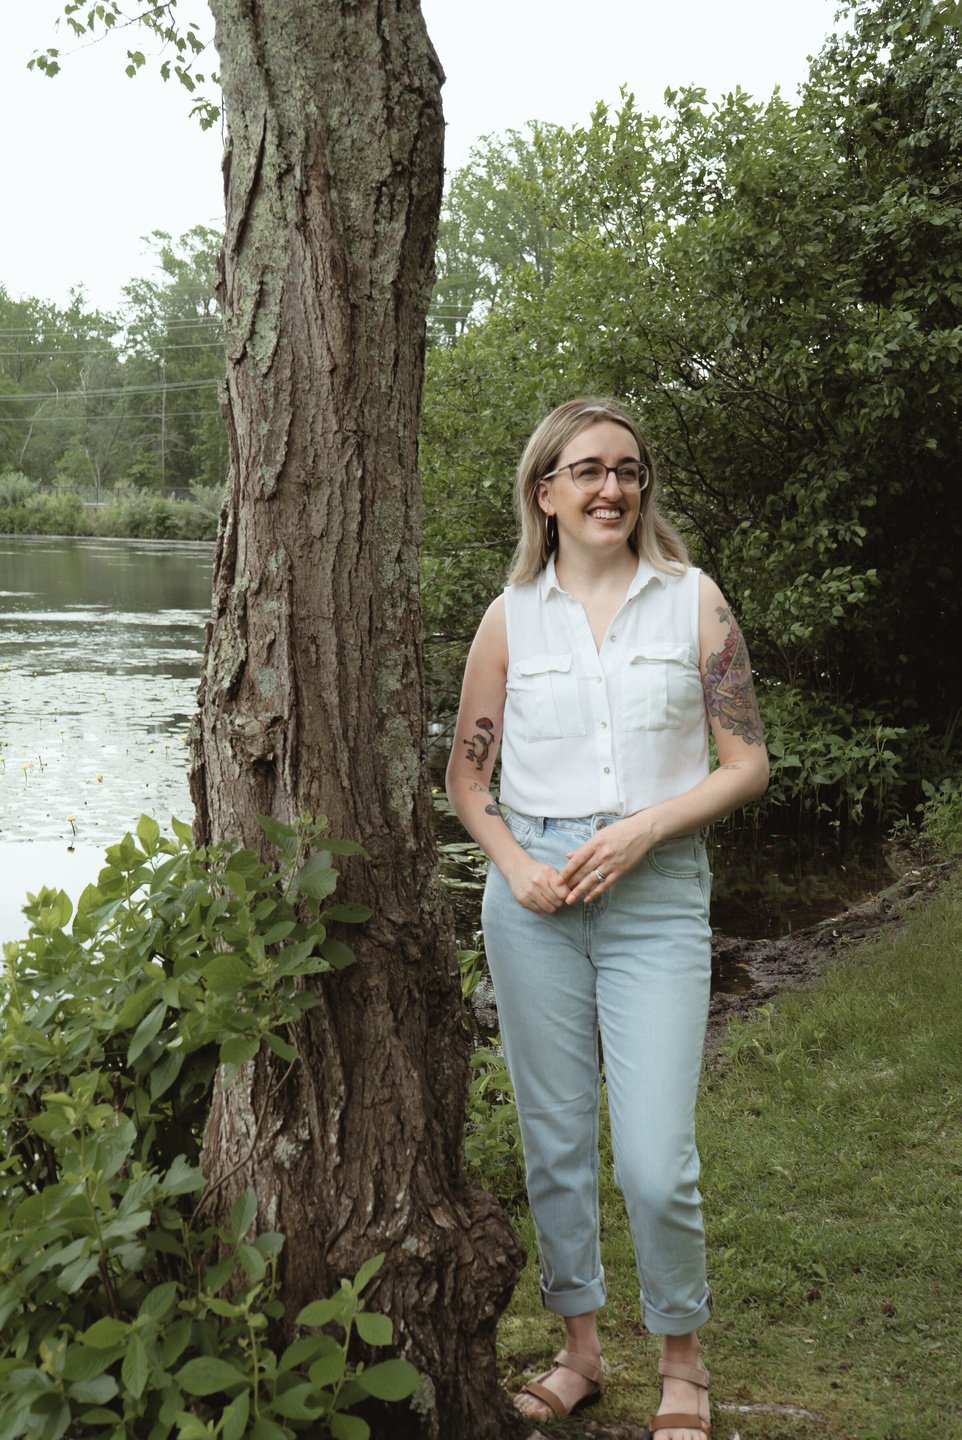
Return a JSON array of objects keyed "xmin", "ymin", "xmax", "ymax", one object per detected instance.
[{"xmin": 594, "ymin": 868, "xmax": 606, "ymax": 883}]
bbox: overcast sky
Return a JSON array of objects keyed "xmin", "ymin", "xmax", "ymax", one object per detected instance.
[{"xmin": 2, "ymin": 0, "xmax": 844, "ymax": 316}]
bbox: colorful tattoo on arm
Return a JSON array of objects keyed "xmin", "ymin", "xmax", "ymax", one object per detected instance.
[
  {"xmin": 703, "ymin": 609, "xmax": 765, "ymax": 746},
  {"xmin": 463, "ymin": 716, "xmax": 495, "ymax": 772}
]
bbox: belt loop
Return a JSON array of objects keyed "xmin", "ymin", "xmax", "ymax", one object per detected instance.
[{"xmin": 532, "ymin": 816, "xmax": 545, "ymax": 837}]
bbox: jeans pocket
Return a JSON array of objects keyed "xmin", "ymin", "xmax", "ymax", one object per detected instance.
[
  {"xmin": 647, "ymin": 834, "xmax": 702, "ymax": 879},
  {"xmin": 505, "ymin": 810, "xmax": 535, "ymax": 848}
]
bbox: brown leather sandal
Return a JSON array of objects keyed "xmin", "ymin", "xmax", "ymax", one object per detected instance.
[
  {"xmin": 515, "ymin": 1347, "xmax": 605, "ymax": 1421},
  {"xmin": 642, "ymin": 1352, "xmax": 711, "ymax": 1438}
]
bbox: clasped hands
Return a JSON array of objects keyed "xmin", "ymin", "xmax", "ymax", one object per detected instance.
[{"xmin": 506, "ymin": 815, "xmax": 653, "ymax": 913}]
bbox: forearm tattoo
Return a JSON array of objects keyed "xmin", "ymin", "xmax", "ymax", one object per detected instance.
[
  {"xmin": 703, "ymin": 608, "xmax": 765, "ymax": 746},
  {"xmin": 463, "ymin": 716, "xmax": 495, "ymax": 772},
  {"xmin": 469, "ymin": 780, "xmax": 506, "ymax": 823}
]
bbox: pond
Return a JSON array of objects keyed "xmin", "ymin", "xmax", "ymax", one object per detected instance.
[
  {"xmin": 0, "ymin": 536, "xmax": 212, "ymax": 944},
  {"xmin": 1, "ymin": 535, "xmax": 891, "ymax": 953}
]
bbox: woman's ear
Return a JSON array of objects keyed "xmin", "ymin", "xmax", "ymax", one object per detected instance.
[{"xmin": 536, "ymin": 481, "xmax": 554, "ymax": 515}]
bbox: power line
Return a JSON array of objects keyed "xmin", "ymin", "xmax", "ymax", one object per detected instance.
[
  {"xmin": 0, "ymin": 341, "xmax": 226, "ymax": 358},
  {"xmin": 0, "ymin": 380, "xmax": 219, "ymax": 404}
]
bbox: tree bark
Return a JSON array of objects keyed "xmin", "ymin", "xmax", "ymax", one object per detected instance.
[{"xmin": 190, "ymin": 3, "xmax": 524, "ymax": 1436}]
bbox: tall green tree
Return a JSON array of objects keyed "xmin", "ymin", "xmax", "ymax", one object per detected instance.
[
  {"xmin": 422, "ymin": 0, "xmax": 962, "ymax": 765},
  {"xmin": 25, "ymin": 6, "xmax": 524, "ymax": 1439},
  {"xmin": 121, "ymin": 226, "xmax": 227, "ymax": 490}
]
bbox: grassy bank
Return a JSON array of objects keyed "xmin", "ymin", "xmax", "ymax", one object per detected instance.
[{"xmin": 499, "ymin": 873, "xmax": 962, "ymax": 1438}]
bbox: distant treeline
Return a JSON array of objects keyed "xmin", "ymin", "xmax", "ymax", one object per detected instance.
[{"xmin": 0, "ymin": 227, "xmax": 226, "ymax": 496}]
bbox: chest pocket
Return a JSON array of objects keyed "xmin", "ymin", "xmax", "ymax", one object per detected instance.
[
  {"xmin": 622, "ymin": 644, "xmax": 696, "ymax": 731},
  {"xmin": 511, "ymin": 652, "xmax": 586, "ymax": 742}
]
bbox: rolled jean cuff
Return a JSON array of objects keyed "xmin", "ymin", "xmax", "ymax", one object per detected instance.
[
  {"xmin": 541, "ymin": 1273, "xmax": 607, "ymax": 1318},
  {"xmin": 643, "ymin": 1288, "xmax": 713, "ymax": 1336}
]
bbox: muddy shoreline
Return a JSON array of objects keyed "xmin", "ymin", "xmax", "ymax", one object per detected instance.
[{"xmin": 704, "ymin": 846, "xmax": 954, "ymax": 1049}]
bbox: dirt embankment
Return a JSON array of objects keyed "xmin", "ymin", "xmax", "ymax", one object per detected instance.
[{"xmin": 705, "ymin": 847, "xmax": 955, "ymax": 1049}]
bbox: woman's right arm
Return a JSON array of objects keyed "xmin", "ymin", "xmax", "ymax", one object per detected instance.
[{"xmin": 445, "ymin": 596, "xmax": 569, "ymax": 914}]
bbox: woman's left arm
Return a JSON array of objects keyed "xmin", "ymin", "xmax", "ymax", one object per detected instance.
[{"xmin": 560, "ymin": 573, "xmax": 769, "ymax": 904}]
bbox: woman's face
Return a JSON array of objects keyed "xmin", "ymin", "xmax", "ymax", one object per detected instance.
[{"xmin": 537, "ymin": 419, "xmax": 643, "ymax": 555}]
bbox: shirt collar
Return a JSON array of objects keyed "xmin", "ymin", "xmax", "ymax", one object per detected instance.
[{"xmin": 539, "ymin": 552, "xmax": 668, "ymax": 600}]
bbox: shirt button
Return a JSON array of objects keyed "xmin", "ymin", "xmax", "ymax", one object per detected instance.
[
  {"xmin": 595, "ymin": 676, "xmax": 603, "ymax": 684},
  {"xmin": 603, "ymin": 766, "xmax": 611, "ymax": 774},
  {"xmin": 600, "ymin": 720, "xmax": 608, "ymax": 728},
  {"xmin": 609, "ymin": 634, "xmax": 617, "ymax": 641}
]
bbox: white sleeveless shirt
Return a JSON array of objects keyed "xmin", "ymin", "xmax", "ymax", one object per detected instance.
[{"xmin": 499, "ymin": 555, "xmax": 709, "ymax": 818}]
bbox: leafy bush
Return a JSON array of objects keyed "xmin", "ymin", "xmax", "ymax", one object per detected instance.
[
  {"xmin": 0, "ymin": 471, "xmax": 40, "ymax": 506},
  {"xmin": 918, "ymin": 773, "xmax": 962, "ymax": 858},
  {"xmin": 464, "ymin": 1042, "xmax": 524, "ymax": 1211},
  {"xmin": 0, "ymin": 491, "xmax": 92, "ymax": 537},
  {"xmin": 0, "ymin": 814, "xmax": 421, "ymax": 1439},
  {"xmin": 754, "ymin": 688, "xmax": 915, "ymax": 827}
]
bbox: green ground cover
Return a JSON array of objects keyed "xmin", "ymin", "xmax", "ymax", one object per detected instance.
[{"xmin": 499, "ymin": 874, "xmax": 962, "ymax": 1439}]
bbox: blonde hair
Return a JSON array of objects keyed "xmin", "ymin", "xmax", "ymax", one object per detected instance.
[{"xmin": 507, "ymin": 397, "xmax": 689, "ymax": 585}]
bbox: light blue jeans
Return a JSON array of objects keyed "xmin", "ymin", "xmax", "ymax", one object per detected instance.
[{"xmin": 481, "ymin": 811, "xmax": 713, "ymax": 1336}]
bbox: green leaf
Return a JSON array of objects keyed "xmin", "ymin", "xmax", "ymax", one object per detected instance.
[
  {"xmin": 308, "ymin": 1351, "xmax": 347, "ymax": 1389},
  {"xmin": 139, "ymin": 1281, "xmax": 179, "ymax": 1323},
  {"xmin": 265, "ymin": 1031, "xmax": 298, "ymax": 1062},
  {"xmin": 278, "ymin": 1335, "xmax": 336, "ymax": 1374},
  {"xmin": 250, "ymin": 1418, "xmax": 293, "ymax": 1440},
  {"xmin": 62, "ymin": 1345, "xmax": 117, "ymax": 1382},
  {"xmin": 354, "ymin": 1312, "xmax": 393, "ymax": 1346},
  {"xmin": 136, "ymin": 814, "xmax": 160, "ymax": 850},
  {"xmin": 271, "ymin": 1382, "xmax": 326, "ymax": 1420},
  {"xmin": 128, "ymin": 1000, "xmax": 167, "ymax": 1063},
  {"xmin": 292, "ymin": 853, "xmax": 338, "ymax": 902},
  {"xmin": 352, "ymin": 1253, "xmax": 385, "ymax": 1294},
  {"xmin": 297, "ymin": 1297, "xmax": 343, "ymax": 1328},
  {"xmin": 67, "ymin": 1374, "xmax": 119, "ymax": 1404},
  {"xmin": 176, "ymin": 1356, "xmax": 251, "ymax": 1396},
  {"xmin": 220, "ymin": 1033, "xmax": 261, "ymax": 1068},
  {"xmin": 353, "ymin": 1357, "xmax": 419, "ymax": 1401},
  {"xmin": 324, "ymin": 903, "xmax": 373, "ymax": 924},
  {"xmin": 164, "ymin": 1154, "xmax": 204, "ymax": 1196},
  {"xmin": 230, "ymin": 1189, "xmax": 258, "ymax": 1242},
  {"xmin": 122, "ymin": 1334, "xmax": 149, "ymax": 1400},
  {"xmin": 150, "ymin": 1048, "xmax": 185, "ymax": 1099},
  {"xmin": 222, "ymin": 1390, "xmax": 251, "ymax": 1440},
  {"xmin": 238, "ymin": 1243, "xmax": 267, "ymax": 1282},
  {"xmin": 329, "ymin": 1414, "xmax": 370, "ymax": 1440},
  {"xmin": 80, "ymin": 1317, "xmax": 129, "ymax": 1349},
  {"xmin": 171, "ymin": 815, "xmax": 194, "ymax": 843},
  {"xmin": 320, "ymin": 938, "xmax": 356, "ymax": 970},
  {"xmin": 256, "ymin": 814, "xmax": 300, "ymax": 864}
]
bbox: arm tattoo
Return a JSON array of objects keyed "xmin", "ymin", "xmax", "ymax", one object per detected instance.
[
  {"xmin": 468, "ymin": 779, "xmax": 507, "ymax": 823},
  {"xmin": 463, "ymin": 716, "xmax": 495, "ymax": 772},
  {"xmin": 703, "ymin": 613, "xmax": 765, "ymax": 746}
]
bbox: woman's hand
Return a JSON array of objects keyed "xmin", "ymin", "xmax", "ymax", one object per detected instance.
[
  {"xmin": 559, "ymin": 816, "xmax": 654, "ymax": 905},
  {"xmin": 504, "ymin": 855, "xmax": 571, "ymax": 913}
]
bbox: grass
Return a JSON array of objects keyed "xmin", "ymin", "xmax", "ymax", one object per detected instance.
[{"xmin": 498, "ymin": 874, "xmax": 962, "ymax": 1438}]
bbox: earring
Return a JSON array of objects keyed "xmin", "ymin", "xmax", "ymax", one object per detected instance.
[{"xmin": 544, "ymin": 513, "xmax": 558, "ymax": 550}]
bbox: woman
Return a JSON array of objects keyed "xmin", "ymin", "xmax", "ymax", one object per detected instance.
[{"xmin": 446, "ymin": 398, "xmax": 768, "ymax": 1438}]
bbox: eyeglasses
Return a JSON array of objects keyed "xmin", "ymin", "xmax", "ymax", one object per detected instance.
[{"xmin": 541, "ymin": 460, "xmax": 650, "ymax": 492}]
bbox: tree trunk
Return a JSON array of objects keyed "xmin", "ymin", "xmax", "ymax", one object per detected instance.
[{"xmin": 191, "ymin": 4, "xmax": 524, "ymax": 1436}]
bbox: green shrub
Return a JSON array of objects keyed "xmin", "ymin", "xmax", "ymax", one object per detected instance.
[
  {"xmin": 0, "ymin": 814, "xmax": 421, "ymax": 1439},
  {"xmin": 918, "ymin": 773, "xmax": 962, "ymax": 858},
  {"xmin": 756, "ymin": 687, "xmax": 915, "ymax": 827},
  {"xmin": 0, "ymin": 471, "xmax": 40, "ymax": 506}
]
